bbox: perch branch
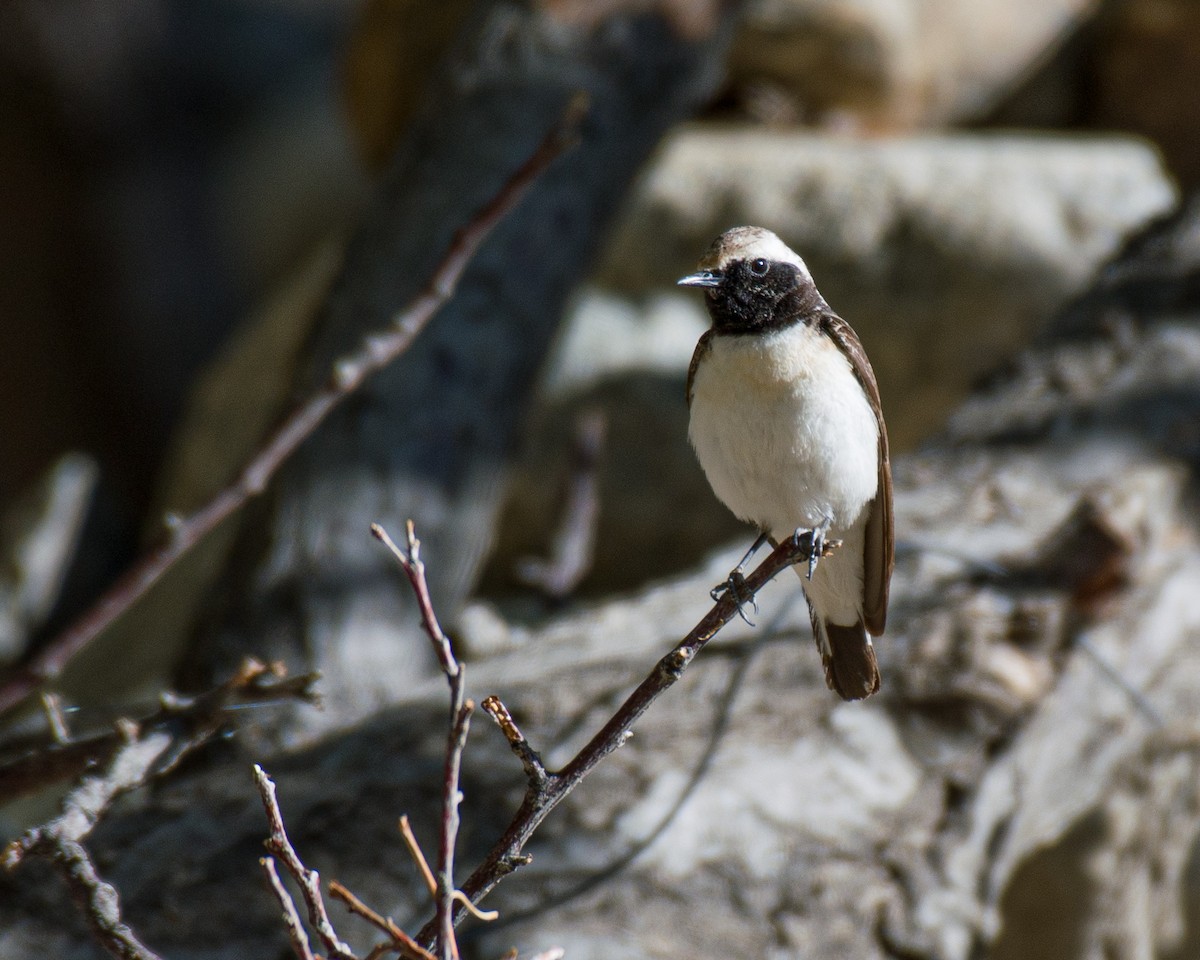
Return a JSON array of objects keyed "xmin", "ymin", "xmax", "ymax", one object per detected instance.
[
  {"xmin": 489, "ymin": 589, "xmax": 806, "ymax": 930},
  {"xmin": 409, "ymin": 531, "xmax": 828, "ymax": 947},
  {"xmin": 0, "ymin": 95, "xmax": 587, "ymax": 720}
]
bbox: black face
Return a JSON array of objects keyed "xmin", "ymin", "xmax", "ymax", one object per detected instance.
[{"xmin": 706, "ymin": 257, "xmax": 819, "ymax": 335}]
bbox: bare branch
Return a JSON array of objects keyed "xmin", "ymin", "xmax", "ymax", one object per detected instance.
[
  {"xmin": 372, "ymin": 521, "xmax": 479, "ymax": 960},
  {"xmin": 0, "ymin": 95, "xmax": 586, "ymax": 720},
  {"xmin": 399, "ymin": 815, "xmax": 439, "ymax": 897},
  {"xmin": 372, "ymin": 522, "xmax": 459, "ymax": 679},
  {"xmin": 480, "ymin": 696, "xmax": 549, "ymax": 789},
  {"xmin": 1, "ymin": 658, "xmax": 319, "ymax": 800},
  {"xmin": 262, "ymin": 856, "xmax": 316, "ymax": 960},
  {"xmin": 3, "ymin": 727, "xmax": 173, "ymax": 960},
  {"xmin": 329, "ymin": 880, "xmax": 436, "ymax": 960},
  {"xmin": 414, "ymin": 533, "xmax": 826, "ymax": 947},
  {"xmin": 254, "ymin": 764, "xmax": 358, "ymax": 960}
]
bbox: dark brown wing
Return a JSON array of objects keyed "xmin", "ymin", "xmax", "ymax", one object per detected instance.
[
  {"xmin": 685, "ymin": 329, "xmax": 714, "ymax": 408},
  {"xmin": 819, "ymin": 312, "xmax": 894, "ymax": 636}
]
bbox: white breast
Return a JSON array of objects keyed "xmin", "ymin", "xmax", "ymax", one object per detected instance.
[{"xmin": 688, "ymin": 323, "xmax": 879, "ymax": 540}]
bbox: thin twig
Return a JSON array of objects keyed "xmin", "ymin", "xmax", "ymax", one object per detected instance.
[
  {"xmin": 411, "ymin": 532, "xmax": 826, "ymax": 948},
  {"xmin": 329, "ymin": 880, "xmax": 436, "ymax": 960},
  {"xmin": 489, "ymin": 589, "xmax": 806, "ymax": 930},
  {"xmin": 399, "ymin": 817, "xmax": 497, "ymax": 923},
  {"xmin": 1, "ymin": 658, "xmax": 320, "ymax": 800},
  {"xmin": 0, "ymin": 94, "xmax": 587, "ymax": 720},
  {"xmin": 439, "ymin": 699, "xmax": 473, "ymax": 960},
  {"xmin": 399, "ymin": 815, "xmax": 439, "ymax": 896},
  {"xmin": 373, "ymin": 522, "xmax": 459, "ymax": 679},
  {"xmin": 254, "ymin": 764, "xmax": 358, "ymax": 960},
  {"xmin": 262, "ymin": 856, "xmax": 317, "ymax": 960},
  {"xmin": 479, "ymin": 697, "xmax": 549, "ymax": 790},
  {"xmin": 373, "ymin": 521, "xmax": 489, "ymax": 960}
]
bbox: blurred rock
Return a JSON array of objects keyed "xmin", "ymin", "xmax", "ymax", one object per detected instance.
[
  {"xmin": 482, "ymin": 370, "xmax": 742, "ymax": 599},
  {"xmin": 489, "ymin": 132, "xmax": 1176, "ymax": 596},
  {"xmin": 597, "ymin": 127, "xmax": 1177, "ymax": 449},
  {"xmin": 728, "ymin": 0, "xmax": 1101, "ymax": 128},
  {"xmin": 481, "ymin": 290, "xmax": 757, "ymax": 599}
]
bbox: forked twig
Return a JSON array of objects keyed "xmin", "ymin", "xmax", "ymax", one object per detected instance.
[
  {"xmin": 0, "ymin": 94, "xmax": 587, "ymax": 720},
  {"xmin": 3, "ymin": 726, "xmax": 173, "ymax": 960},
  {"xmin": 399, "ymin": 816, "xmax": 499, "ymax": 922},
  {"xmin": 394, "ymin": 530, "xmax": 827, "ymax": 948},
  {"xmin": 255, "ymin": 765, "xmax": 358, "ymax": 960},
  {"xmin": 263, "ymin": 857, "xmax": 317, "ymax": 960},
  {"xmin": 373, "ymin": 522, "xmax": 489, "ymax": 960},
  {"xmin": 328, "ymin": 881, "xmax": 436, "ymax": 960},
  {"xmin": 1, "ymin": 658, "xmax": 319, "ymax": 800}
]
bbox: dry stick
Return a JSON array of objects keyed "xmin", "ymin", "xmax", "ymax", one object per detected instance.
[
  {"xmin": 262, "ymin": 856, "xmax": 317, "ymax": 960},
  {"xmin": 3, "ymin": 662, "xmax": 320, "ymax": 960},
  {"xmin": 372, "ymin": 522, "xmax": 486, "ymax": 960},
  {"xmin": 1, "ymin": 658, "xmax": 320, "ymax": 800},
  {"xmin": 413, "ymin": 533, "xmax": 828, "ymax": 948},
  {"xmin": 490, "ymin": 589, "xmax": 807, "ymax": 932},
  {"xmin": 328, "ymin": 880, "xmax": 436, "ymax": 960},
  {"xmin": 3, "ymin": 729, "xmax": 174, "ymax": 960},
  {"xmin": 254, "ymin": 764, "xmax": 359, "ymax": 960},
  {"xmin": 398, "ymin": 817, "xmax": 498, "ymax": 922},
  {"xmin": 0, "ymin": 95, "xmax": 587, "ymax": 720}
]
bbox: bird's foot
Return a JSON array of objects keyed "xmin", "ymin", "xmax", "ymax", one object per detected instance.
[
  {"xmin": 710, "ymin": 533, "xmax": 768, "ymax": 624},
  {"xmin": 710, "ymin": 569, "xmax": 758, "ymax": 626},
  {"xmin": 793, "ymin": 516, "xmax": 835, "ymax": 580}
]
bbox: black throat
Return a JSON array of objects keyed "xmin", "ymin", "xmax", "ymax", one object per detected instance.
[{"xmin": 706, "ymin": 259, "xmax": 825, "ymax": 336}]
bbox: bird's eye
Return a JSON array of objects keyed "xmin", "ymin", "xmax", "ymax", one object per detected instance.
[{"xmin": 750, "ymin": 258, "xmax": 769, "ymax": 276}]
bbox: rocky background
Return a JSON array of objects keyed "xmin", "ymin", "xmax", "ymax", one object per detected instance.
[{"xmin": 2, "ymin": 2, "xmax": 1200, "ymax": 959}]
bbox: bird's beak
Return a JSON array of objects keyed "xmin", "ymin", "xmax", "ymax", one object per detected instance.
[{"xmin": 677, "ymin": 270, "xmax": 723, "ymax": 288}]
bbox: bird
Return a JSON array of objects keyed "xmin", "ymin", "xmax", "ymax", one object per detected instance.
[{"xmin": 678, "ymin": 226, "xmax": 893, "ymax": 700}]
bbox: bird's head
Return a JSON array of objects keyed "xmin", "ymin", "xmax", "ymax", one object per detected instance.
[{"xmin": 677, "ymin": 227, "xmax": 820, "ymax": 334}]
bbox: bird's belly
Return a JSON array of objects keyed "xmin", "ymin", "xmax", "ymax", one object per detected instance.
[{"xmin": 688, "ymin": 332, "xmax": 878, "ymax": 538}]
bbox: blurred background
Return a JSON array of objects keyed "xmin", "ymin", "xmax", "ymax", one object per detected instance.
[
  {"xmin": 3, "ymin": 4, "xmax": 1200, "ymax": 958},
  {"xmin": 0, "ymin": 0, "xmax": 1191, "ymax": 627}
]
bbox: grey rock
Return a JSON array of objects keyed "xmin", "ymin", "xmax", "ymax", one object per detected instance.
[
  {"xmin": 597, "ymin": 128, "xmax": 1177, "ymax": 448},
  {"xmin": 729, "ymin": 0, "xmax": 1100, "ymax": 126},
  {"xmin": 6, "ymin": 188, "xmax": 1200, "ymax": 960}
]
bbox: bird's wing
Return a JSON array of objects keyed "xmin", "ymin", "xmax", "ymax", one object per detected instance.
[
  {"xmin": 820, "ymin": 312, "xmax": 894, "ymax": 635},
  {"xmin": 686, "ymin": 329, "xmax": 714, "ymax": 408}
]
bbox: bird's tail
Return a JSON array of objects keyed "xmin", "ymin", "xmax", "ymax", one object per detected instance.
[{"xmin": 808, "ymin": 605, "xmax": 881, "ymax": 700}]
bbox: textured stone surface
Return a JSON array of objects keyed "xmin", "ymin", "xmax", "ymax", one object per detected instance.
[
  {"xmin": 4, "ymin": 179, "xmax": 1200, "ymax": 960},
  {"xmin": 728, "ymin": 0, "xmax": 1101, "ymax": 127},
  {"xmin": 597, "ymin": 128, "xmax": 1177, "ymax": 448}
]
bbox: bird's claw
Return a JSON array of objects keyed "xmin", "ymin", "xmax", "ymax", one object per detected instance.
[
  {"xmin": 794, "ymin": 517, "xmax": 835, "ymax": 581},
  {"xmin": 711, "ymin": 570, "xmax": 758, "ymax": 626}
]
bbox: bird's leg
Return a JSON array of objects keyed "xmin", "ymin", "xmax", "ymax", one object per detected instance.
[
  {"xmin": 710, "ymin": 531, "xmax": 769, "ymax": 625},
  {"xmin": 794, "ymin": 515, "xmax": 833, "ymax": 581}
]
